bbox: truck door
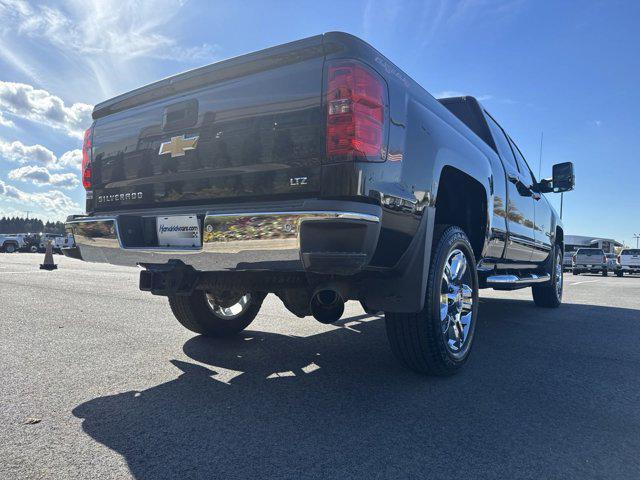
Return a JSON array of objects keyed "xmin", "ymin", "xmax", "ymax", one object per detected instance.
[
  {"xmin": 484, "ymin": 112, "xmax": 536, "ymax": 263},
  {"xmin": 508, "ymin": 138, "xmax": 553, "ymax": 263}
]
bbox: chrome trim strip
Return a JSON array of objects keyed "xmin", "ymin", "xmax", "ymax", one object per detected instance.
[
  {"xmin": 486, "ymin": 273, "xmax": 551, "ymax": 285},
  {"xmin": 203, "ymin": 211, "xmax": 379, "ymax": 254},
  {"xmin": 205, "ymin": 211, "xmax": 379, "ymax": 222},
  {"xmin": 508, "ymin": 236, "xmax": 539, "ymax": 248}
]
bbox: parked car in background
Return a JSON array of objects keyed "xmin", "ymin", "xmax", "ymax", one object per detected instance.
[
  {"xmin": 20, "ymin": 233, "xmax": 42, "ymax": 253},
  {"xmin": 605, "ymin": 253, "xmax": 620, "ymax": 272},
  {"xmin": 0, "ymin": 234, "xmax": 27, "ymax": 253},
  {"xmin": 572, "ymin": 248, "xmax": 607, "ymax": 276},
  {"xmin": 563, "ymin": 250, "xmax": 575, "ymax": 271},
  {"xmin": 60, "ymin": 233, "xmax": 75, "ymax": 251},
  {"xmin": 617, "ymin": 249, "xmax": 640, "ymax": 276},
  {"xmin": 40, "ymin": 233, "xmax": 70, "ymax": 254}
]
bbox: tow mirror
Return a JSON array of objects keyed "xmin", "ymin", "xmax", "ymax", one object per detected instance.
[{"xmin": 552, "ymin": 162, "xmax": 575, "ymax": 192}]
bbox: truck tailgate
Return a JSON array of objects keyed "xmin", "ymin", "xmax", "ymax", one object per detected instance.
[
  {"xmin": 89, "ymin": 36, "xmax": 325, "ymax": 212},
  {"xmin": 575, "ymin": 250, "xmax": 604, "ymax": 265},
  {"xmin": 620, "ymin": 250, "xmax": 640, "ymax": 267}
]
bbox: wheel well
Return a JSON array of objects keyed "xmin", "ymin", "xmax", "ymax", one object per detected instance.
[
  {"xmin": 434, "ymin": 167, "xmax": 487, "ymax": 260},
  {"xmin": 555, "ymin": 226, "xmax": 564, "ymax": 251}
]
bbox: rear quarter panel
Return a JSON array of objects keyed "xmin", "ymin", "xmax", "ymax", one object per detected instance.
[{"xmin": 323, "ymin": 32, "xmax": 499, "ymax": 267}]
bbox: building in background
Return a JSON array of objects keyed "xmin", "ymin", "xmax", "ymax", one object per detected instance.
[
  {"xmin": 565, "ymin": 235, "xmax": 623, "ymax": 255},
  {"xmin": 561, "ymin": 235, "xmax": 624, "ymax": 268}
]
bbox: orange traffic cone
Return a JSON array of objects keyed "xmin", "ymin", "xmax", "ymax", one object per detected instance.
[{"xmin": 39, "ymin": 240, "xmax": 58, "ymax": 270}]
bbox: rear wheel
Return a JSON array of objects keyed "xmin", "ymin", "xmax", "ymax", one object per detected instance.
[
  {"xmin": 616, "ymin": 270, "xmax": 623, "ymax": 277},
  {"xmin": 532, "ymin": 246, "xmax": 563, "ymax": 308},
  {"xmin": 360, "ymin": 300, "xmax": 381, "ymax": 316},
  {"xmin": 602, "ymin": 269, "xmax": 608, "ymax": 277},
  {"xmin": 3, "ymin": 243, "xmax": 16, "ymax": 253},
  {"xmin": 168, "ymin": 290, "xmax": 265, "ymax": 337},
  {"xmin": 384, "ymin": 226, "xmax": 479, "ymax": 376}
]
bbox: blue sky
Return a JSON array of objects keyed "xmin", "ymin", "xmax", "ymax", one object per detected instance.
[{"xmin": 0, "ymin": 0, "xmax": 638, "ymax": 245}]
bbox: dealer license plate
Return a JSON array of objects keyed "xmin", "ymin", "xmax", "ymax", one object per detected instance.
[{"xmin": 156, "ymin": 215, "xmax": 201, "ymax": 248}]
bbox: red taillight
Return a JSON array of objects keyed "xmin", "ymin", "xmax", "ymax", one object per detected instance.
[
  {"xmin": 82, "ymin": 127, "xmax": 92, "ymax": 190},
  {"xmin": 325, "ymin": 60, "xmax": 387, "ymax": 161}
]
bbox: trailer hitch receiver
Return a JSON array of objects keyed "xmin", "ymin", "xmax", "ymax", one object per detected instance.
[{"xmin": 138, "ymin": 260, "xmax": 199, "ymax": 296}]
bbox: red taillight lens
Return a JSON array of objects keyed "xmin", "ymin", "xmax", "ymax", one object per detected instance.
[
  {"xmin": 325, "ymin": 60, "xmax": 387, "ymax": 161},
  {"xmin": 81, "ymin": 127, "xmax": 92, "ymax": 190}
]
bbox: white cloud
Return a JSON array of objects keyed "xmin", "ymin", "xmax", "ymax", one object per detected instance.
[
  {"xmin": 0, "ymin": 139, "xmax": 56, "ymax": 165},
  {"xmin": 0, "ymin": 81, "xmax": 92, "ymax": 138},
  {"xmin": 0, "ymin": 111, "xmax": 14, "ymax": 128},
  {"xmin": 8, "ymin": 165, "xmax": 79, "ymax": 189},
  {"xmin": 435, "ymin": 90, "xmax": 466, "ymax": 98},
  {"xmin": 0, "ymin": 207, "xmax": 24, "ymax": 218},
  {"xmin": 0, "ymin": 1, "xmax": 222, "ymax": 102},
  {"xmin": 58, "ymin": 149, "xmax": 82, "ymax": 169},
  {"xmin": 416, "ymin": 0, "xmax": 525, "ymax": 48},
  {"xmin": 435, "ymin": 91, "xmax": 493, "ymax": 101},
  {"xmin": 0, "ymin": 139, "xmax": 81, "ymax": 170},
  {"xmin": 361, "ymin": 0, "xmax": 525, "ymax": 52},
  {"xmin": 0, "ymin": 179, "xmax": 79, "ymax": 213},
  {"xmin": 1, "ymin": 0, "xmax": 219, "ymax": 62}
]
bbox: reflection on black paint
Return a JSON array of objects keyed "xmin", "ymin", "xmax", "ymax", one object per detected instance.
[{"xmin": 91, "ymin": 57, "xmax": 324, "ymax": 211}]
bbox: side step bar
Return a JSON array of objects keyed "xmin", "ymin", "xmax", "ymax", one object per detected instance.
[{"xmin": 486, "ymin": 273, "xmax": 550, "ymax": 286}]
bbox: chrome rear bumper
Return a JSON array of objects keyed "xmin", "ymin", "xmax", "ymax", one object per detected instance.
[
  {"xmin": 620, "ymin": 265, "xmax": 640, "ymax": 271},
  {"xmin": 65, "ymin": 204, "xmax": 381, "ymax": 273}
]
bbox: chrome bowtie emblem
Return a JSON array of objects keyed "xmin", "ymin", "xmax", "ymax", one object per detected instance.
[{"xmin": 159, "ymin": 134, "xmax": 199, "ymax": 158}]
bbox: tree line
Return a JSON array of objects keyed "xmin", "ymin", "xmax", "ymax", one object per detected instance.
[{"xmin": 0, "ymin": 216, "xmax": 66, "ymax": 234}]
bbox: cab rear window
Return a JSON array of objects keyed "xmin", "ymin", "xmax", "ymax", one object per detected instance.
[
  {"xmin": 621, "ymin": 249, "xmax": 640, "ymax": 255},
  {"xmin": 576, "ymin": 249, "xmax": 603, "ymax": 255}
]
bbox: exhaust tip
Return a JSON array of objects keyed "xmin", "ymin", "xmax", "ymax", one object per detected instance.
[{"xmin": 310, "ymin": 289, "xmax": 344, "ymax": 324}]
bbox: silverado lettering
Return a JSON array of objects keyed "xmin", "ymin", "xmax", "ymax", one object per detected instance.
[{"xmin": 97, "ymin": 192, "xmax": 143, "ymax": 203}]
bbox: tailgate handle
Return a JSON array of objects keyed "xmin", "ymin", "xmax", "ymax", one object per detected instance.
[{"xmin": 162, "ymin": 99, "xmax": 198, "ymax": 131}]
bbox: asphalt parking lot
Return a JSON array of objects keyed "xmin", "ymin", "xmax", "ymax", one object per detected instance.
[{"xmin": 2, "ymin": 253, "xmax": 640, "ymax": 479}]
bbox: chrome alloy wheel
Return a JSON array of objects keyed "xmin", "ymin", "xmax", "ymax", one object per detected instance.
[
  {"xmin": 555, "ymin": 252, "xmax": 563, "ymax": 299},
  {"xmin": 440, "ymin": 249, "xmax": 474, "ymax": 356},
  {"xmin": 206, "ymin": 293, "xmax": 252, "ymax": 319}
]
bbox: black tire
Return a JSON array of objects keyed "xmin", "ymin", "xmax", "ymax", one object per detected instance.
[
  {"xmin": 532, "ymin": 245, "xmax": 563, "ymax": 308},
  {"xmin": 602, "ymin": 269, "xmax": 608, "ymax": 277},
  {"xmin": 572, "ymin": 270, "xmax": 579, "ymax": 275},
  {"xmin": 360, "ymin": 300, "xmax": 382, "ymax": 316},
  {"xmin": 3, "ymin": 243, "xmax": 17, "ymax": 253},
  {"xmin": 616, "ymin": 270, "xmax": 623, "ymax": 277},
  {"xmin": 384, "ymin": 226, "xmax": 479, "ymax": 376},
  {"xmin": 168, "ymin": 290, "xmax": 265, "ymax": 337}
]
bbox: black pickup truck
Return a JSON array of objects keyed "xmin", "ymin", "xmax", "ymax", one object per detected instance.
[{"xmin": 65, "ymin": 32, "xmax": 574, "ymax": 375}]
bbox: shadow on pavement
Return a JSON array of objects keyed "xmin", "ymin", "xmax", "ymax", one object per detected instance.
[{"xmin": 73, "ymin": 299, "xmax": 640, "ymax": 479}]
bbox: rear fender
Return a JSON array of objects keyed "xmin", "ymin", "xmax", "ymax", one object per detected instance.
[{"xmin": 360, "ymin": 99, "xmax": 492, "ymax": 313}]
